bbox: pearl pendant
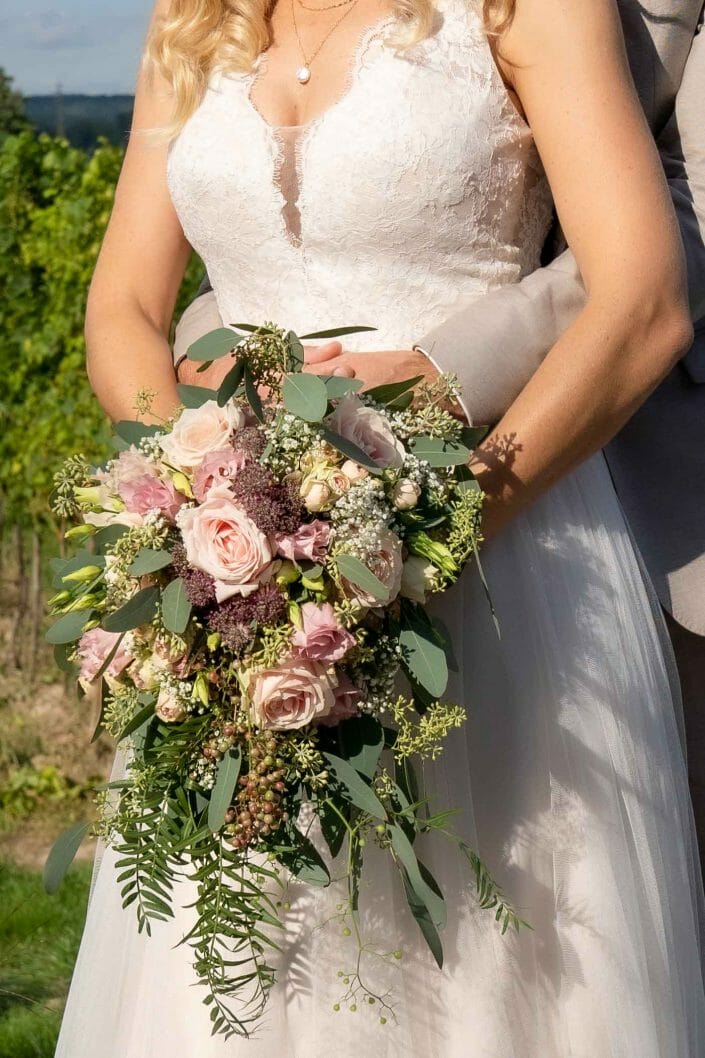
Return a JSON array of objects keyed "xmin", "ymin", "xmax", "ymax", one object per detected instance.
[{"xmin": 296, "ymin": 65, "xmax": 311, "ymax": 84}]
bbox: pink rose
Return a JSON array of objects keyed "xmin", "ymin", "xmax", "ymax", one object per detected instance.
[
  {"xmin": 109, "ymin": 448, "xmax": 184, "ymax": 520},
  {"xmin": 176, "ymin": 483, "xmax": 274, "ymax": 603},
  {"xmin": 160, "ymin": 400, "xmax": 245, "ymax": 472},
  {"xmin": 276, "ymin": 520, "xmax": 331, "ymax": 562},
  {"xmin": 155, "ymin": 685, "xmax": 187, "ymax": 723},
  {"xmin": 192, "ymin": 447, "xmax": 247, "ymax": 503},
  {"xmin": 77, "ymin": 628, "xmax": 133, "ymax": 684},
  {"xmin": 328, "ymin": 396, "xmax": 405, "ymax": 469},
  {"xmin": 291, "ymin": 602, "xmax": 355, "ymax": 663},
  {"xmin": 245, "ymin": 658, "xmax": 336, "ymax": 730},
  {"xmin": 342, "ymin": 529, "xmax": 404, "ymax": 608},
  {"xmin": 315, "ymin": 673, "xmax": 362, "ymax": 727}
]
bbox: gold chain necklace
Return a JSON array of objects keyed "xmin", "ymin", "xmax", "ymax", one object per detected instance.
[
  {"xmin": 290, "ymin": 0, "xmax": 360, "ymax": 83},
  {"xmin": 296, "ymin": 0, "xmax": 356, "ymax": 11}
]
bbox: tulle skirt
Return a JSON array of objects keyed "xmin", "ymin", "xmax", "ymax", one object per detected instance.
[{"xmin": 55, "ymin": 451, "xmax": 705, "ymax": 1057}]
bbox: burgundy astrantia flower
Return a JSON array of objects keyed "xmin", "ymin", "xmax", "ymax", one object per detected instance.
[
  {"xmin": 231, "ymin": 427, "xmax": 267, "ymax": 463},
  {"xmin": 206, "ymin": 584, "xmax": 287, "ymax": 654},
  {"xmin": 230, "ymin": 464, "xmax": 302, "ymax": 537},
  {"xmin": 171, "ymin": 541, "xmax": 217, "ymax": 607}
]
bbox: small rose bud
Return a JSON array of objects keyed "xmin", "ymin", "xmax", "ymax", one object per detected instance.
[
  {"xmin": 391, "ymin": 478, "xmax": 421, "ymax": 510},
  {"xmin": 340, "ymin": 459, "xmax": 368, "ymax": 483}
]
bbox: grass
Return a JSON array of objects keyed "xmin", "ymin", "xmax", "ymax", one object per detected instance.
[{"xmin": 0, "ymin": 858, "xmax": 92, "ymax": 1058}]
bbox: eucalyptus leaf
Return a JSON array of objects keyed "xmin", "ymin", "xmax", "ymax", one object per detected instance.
[
  {"xmin": 334, "ymin": 554, "xmax": 389, "ymax": 602},
  {"xmin": 45, "ymin": 609, "xmax": 94, "ymax": 645},
  {"xmin": 94, "ymin": 524, "xmax": 129, "ymax": 552},
  {"xmin": 299, "ymin": 326, "xmax": 377, "ymax": 339},
  {"xmin": 117, "ymin": 700, "xmax": 156, "ymax": 742},
  {"xmin": 161, "ymin": 578, "xmax": 192, "ymax": 635},
  {"xmin": 283, "ymin": 373, "xmax": 328, "ymax": 422},
  {"xmin": 319, "ymin": 799, "xmax": 349, "ymax": 859},
  {"xmin": 43, "ymin": 821, "xmax": 91, "ymax": 895},
  {"xmin": 322, "ymin": 753, "xmax": 386, "ymax": 820},
  {"xmin": 407, "ymin": 436, "xmax": 471, "ymax": 467},
  {"xmin": 128, "ymin": 548, "xmax": 173, "ymax": 576},
  {"xmin": 402, "ymin": 871, "xmax": 444, "ymax": 968},
  {"xmin": 275, "ymin": 828, "xmax": 330, "ymax": 886},
  {"xmin": 286, "ymin": 330, "xmax": 304, "ymax": 369},
  {"xmin": 337, "ymin": 714, "xmax": 385, "ymax": 778},
  {"xmin": 177, "ymin": 383, "xmax": 219, "ymax": 408},
  {"xmin": 319, "ymin": 427, "xmax": 383, "ymax": 473},
  {"xmin": 229, "ymin": 322, "xmax": 275, "ymax": 334},
  {"xmin": 389, "ymin": 823, "xmax": 447, "ymax": 929},
  {"xmin": 321, "ymin": 375, "xmax": 364, "ymax": 398},
  {"xmin": 216, "ymin": 356, "xmax": 245, "ymax": 406},
  {"xmin": 114, "ymin": 420, "xmax": 163, "ymax": 446},
  {"xmin": 244, "ymin": 363, "xmax": 265, "ymax": 422},
  {"xmin": 53, "ymin": 642, "xmax": 77, "ymax": 674},
  {"xmin": 460, "ymin": 424, "xmax": 491, "ymax": 448},
  {"xmin": 102, "ymin": 585, "xmax": 160, "ymax": 633},
  {"xmin": 208, "ymin": 748, "xmax": 242, "ymax": 831},
  {"xmin": 187, "ymin": 327, "xmax": 245, "ymax": 362},
  {"xmin": 399, "ymin": 604, "xmax": 449, "ymax": 698},
  {"xmin": 365, "ymin": 374, "xmax": 423, "ymax": 405}
]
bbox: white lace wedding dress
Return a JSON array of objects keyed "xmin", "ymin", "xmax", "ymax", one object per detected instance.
[{"xmin": 55, "ymin": 0, "xmax": 705, "ymax": 1054}]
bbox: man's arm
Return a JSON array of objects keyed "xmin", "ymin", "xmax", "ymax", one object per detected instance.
[{"xmin": 417, "ymin": 21, "xmax": 705, "ymax": 425}]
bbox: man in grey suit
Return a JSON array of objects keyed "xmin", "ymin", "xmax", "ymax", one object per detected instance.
[{"xmin": 173, "ymin": 3, "xmax": 705, "ymax": 865}]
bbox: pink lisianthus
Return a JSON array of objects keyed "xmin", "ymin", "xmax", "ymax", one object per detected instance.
[
  {"xmin": 275, "ymin": 520, "xmax": 331, "ymax": 562},
  {"xmin": 291, "ymin": 602, "xmax": 355, "ymax": 663},
  {"xmin": 314, "ymin": 672, "xmax": 362, "ymax": 727},
  {"xmin": 342, "ymin": 529, "xmax": 404, "ymax": 608},
  {"xmin": 77, "ymin": 628, "xmax": 133, "ymax": 685},
  {"xmin": 176, "ymin": 483, "xmax": 275, "ymax": 603},
  {"xmin": 245, "ymin": 658, "xmax": 336, "ymax": 730},
  {"xmin": 100, "ymin": 447, "xmax": 184, "ymax": 522},
  {"xmin": 192, "ymin": 447, "xmax": 247, "ymax": 503},
  {"xmin": 328, "ymin": 396, "xmax": 405, "ymax": 469}
]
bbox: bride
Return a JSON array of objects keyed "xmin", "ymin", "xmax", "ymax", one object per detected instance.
[{"xmin": 55, "ymin": 0, "xmax": 705, "ymax": 1054}]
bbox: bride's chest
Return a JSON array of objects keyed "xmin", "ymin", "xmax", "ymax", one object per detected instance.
[{"xmin": 166, "ymin": 0, "xmax": 538, "ymax": 256}]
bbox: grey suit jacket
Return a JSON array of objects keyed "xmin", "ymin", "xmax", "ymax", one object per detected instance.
[{"xmin": 173, "ymin": 0, "xmax": 705, "ymax": 632}]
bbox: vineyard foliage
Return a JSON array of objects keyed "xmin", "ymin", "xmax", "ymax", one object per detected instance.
[{"xmin": 0, "ymin": 130, "xmax": 201, "ymax": 531}]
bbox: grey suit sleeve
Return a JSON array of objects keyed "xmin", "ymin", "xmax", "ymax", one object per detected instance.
[{"xmin": 418, "ymin": 26, "xmax": 705, "ymax": 425}]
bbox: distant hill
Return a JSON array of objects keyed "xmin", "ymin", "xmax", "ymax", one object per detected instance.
[{"xmin": 25, "ymin": 94, "xmax": 135, "ymax": 150}]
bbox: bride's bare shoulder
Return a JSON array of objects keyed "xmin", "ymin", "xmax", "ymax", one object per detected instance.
[{"xmin": 496, "ymin": 0, "xmax": 628, "ymax": 81}]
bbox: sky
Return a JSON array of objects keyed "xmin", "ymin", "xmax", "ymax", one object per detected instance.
[{"xmin": 0, "ymin": 1, "xmax": 152, "ymax": 95}]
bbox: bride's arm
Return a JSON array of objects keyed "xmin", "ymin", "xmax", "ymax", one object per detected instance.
[
  {"xmin": 468, "ymin": 0, "xmax": 693, "ymax": 539},
  {"xmin": 84, "ymin": 0, "xmax": 191, "ymax": 424}
]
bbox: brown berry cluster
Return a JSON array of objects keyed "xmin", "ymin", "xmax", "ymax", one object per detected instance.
[{"xmin": 225, "ymin": 734, "xmax": 290, "ymax": 849}]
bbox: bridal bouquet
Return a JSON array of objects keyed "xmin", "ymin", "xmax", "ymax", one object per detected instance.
[{"xmin": 45, "ymin": 322, "xmax": 520, "ymax": 1037}]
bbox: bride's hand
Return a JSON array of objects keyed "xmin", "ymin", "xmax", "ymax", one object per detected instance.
[{"xmin": 176, "ymin": 339, "xmax": 350, "ymax": 387}]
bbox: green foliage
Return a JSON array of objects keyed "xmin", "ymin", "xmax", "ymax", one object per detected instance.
[
  {"xmin": 0, "ymin": 858, "xmax": 92, "ymax": 1058},
  {"xmin": 0, "ymin": 128, "xmax": 202, "ymax": 532},
  {"xmin": 0, "ymin": 70, "xmax": 31, "ymax": 138},
  {"xmin": 0, "ymin": 766, "xmax": 94, "ymax": 823}
]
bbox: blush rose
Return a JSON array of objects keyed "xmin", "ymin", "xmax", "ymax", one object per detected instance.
[{"xmin": 176, "ymin": 483, "xmax": 275, "ymax": 603}]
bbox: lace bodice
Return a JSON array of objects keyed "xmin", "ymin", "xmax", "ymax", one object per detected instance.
[{"xmin": 166, "ymin": 0, "xmax": 553, "ymax": 352}]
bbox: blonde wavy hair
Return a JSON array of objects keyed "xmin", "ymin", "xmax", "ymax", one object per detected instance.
[{"xmin": 146, "ymin": 0, "xmax": 515, "ymax": 136}]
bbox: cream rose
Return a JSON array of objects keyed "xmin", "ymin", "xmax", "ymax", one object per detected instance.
[
  {"xmin": 245, "ymin": 658, "xmax": 336, "ymax": 730},
  {"xmin": 176, "ymin": 484, "xmax": 275, "ymax": 603},
  {"xmin": 160, "ymin": 400, "xmax": 245, "ymax": 472},
  {"xmin": 400, "ymin": 555, "xmax": 438, "ymax": 604},
  {"xmin": 328, "ymin": 396, "xmax": 405, "ymax": 469}
]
